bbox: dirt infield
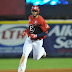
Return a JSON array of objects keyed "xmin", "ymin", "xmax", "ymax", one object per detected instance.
[{"xmin": 0, "ymin": 69, "xmax": 72, "ymax": 72}]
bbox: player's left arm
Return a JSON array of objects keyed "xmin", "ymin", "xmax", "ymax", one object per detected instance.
[
  {"xmin": 30, "ymin": 30, "xmax": 49, "ymax": 39},
  {"xmin": 37, "ymin": 30, "xmax": 48, "ymax": 38},
  {"xmin": 41, "ymin": 18, "xmax": 50, "ymax": 32},
  {"xmin": 36, "ymin": 18, "xmax": 50, "ymax": 38}
]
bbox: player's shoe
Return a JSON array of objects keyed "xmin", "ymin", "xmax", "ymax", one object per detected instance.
[
  {"xmin": 43, "ymin": 51, "xmax": 46, "ymax": 57},
  {"xmin": 19, "ymin": 69, "xmax": 24, "ymax": 72}
]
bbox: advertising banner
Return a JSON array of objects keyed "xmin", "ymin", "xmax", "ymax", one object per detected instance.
[
  {"xmin": 0, "ymin": 23, "xmax": 72, "ymax": 57},
  {"xmin": 44, "ymin": 24, "xmax": 72, "ymax": 57},
  {"xmin": 0, "ymin": 24, "xmax": 28, "ymax": 57}
]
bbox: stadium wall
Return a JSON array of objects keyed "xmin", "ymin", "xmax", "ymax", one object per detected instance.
[{"xmin": 0, "ymin": 20, "xmax": 72, "ymax": 58}]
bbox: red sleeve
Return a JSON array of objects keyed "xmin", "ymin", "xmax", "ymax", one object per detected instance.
[{"xmin": 40, "ymin": 17, "xmax": 50, "ymax": 32}]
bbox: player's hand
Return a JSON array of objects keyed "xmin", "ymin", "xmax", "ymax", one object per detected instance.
[
  {"xmin": 22, "ymin": 31, "xmax": 27, "ymax": 36},
  {"xmin": 30, "ymin": 34, "xmax": 37, "ymax": 39}
]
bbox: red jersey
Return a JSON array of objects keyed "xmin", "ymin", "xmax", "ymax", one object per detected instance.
[{"xmin": 26, "ymin": 15, "xmax": 50, "ymax": 39}]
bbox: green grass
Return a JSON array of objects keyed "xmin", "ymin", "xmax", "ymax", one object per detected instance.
[{"xmin": 0, "ymin": 58, "xmax": 72, "ymax": 70}]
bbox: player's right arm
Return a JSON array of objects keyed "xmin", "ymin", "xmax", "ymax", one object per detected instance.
[{"xmin": 22, "ymin": 28, "xmax": 29, "ymax": 36}]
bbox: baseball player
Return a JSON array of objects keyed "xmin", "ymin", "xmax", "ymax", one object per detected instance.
[{"xmin": 18, "ymin": 5, "xmax": 50, "ymax": 72}]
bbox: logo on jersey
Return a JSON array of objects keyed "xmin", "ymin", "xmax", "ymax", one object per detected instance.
[{"xmin": 34, "ymin": 21, "xmax": 37, "ymax": 25}]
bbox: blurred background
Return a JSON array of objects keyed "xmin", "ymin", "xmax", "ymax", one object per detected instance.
[
  {"xmin": 0, "ymin": 0, "xmax": 72, "ymax": 72},
  {"xmin": 0, "ymin": 0, "xmax": 72, "ymax": 20}
]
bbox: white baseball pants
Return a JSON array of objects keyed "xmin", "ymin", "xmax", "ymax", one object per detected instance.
[{"xmin": 18, "ymin": 36, "xmax": 45, "ymax": 72}]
